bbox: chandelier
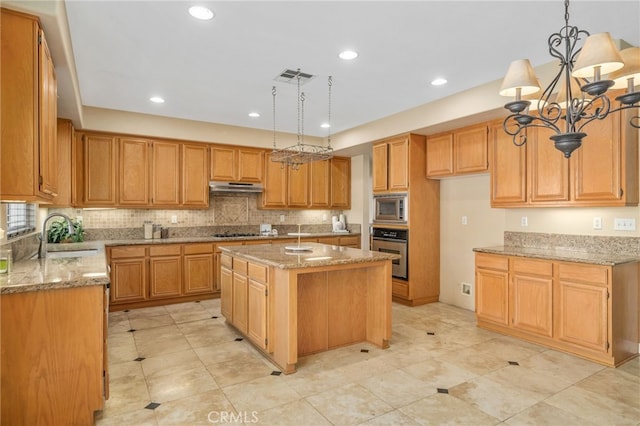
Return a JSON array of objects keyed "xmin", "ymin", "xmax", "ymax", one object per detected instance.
[
  {"xmin": 271, "ymin": 69, "xmax": 334, "ymax": 169},
  {"xmin": 500, "ymin": 0, "xmax": 640, "ymax": 158}
]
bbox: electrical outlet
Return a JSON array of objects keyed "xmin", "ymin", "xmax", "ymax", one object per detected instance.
[
  {"xmin": 614, "ymin": 217, "xmax": 636, "ymax": 231},
  {"xmin": 593, "ymin": 217, "xmax": 602, "ymax": 230},
  {"xmin": 521, "ymin": 216, "xmax": 528, "ymax": 227},
  {"xmin": 280, "ymin": 214, "xmax": 285, "ymax": 223},
  {"xmin": 171, "ymin": 215, "xmax": 178, "ymax": 224},
  {"xmin": 461, "ymin": 216, "xmax": 468, "ymax": 225},
  {"xmin": 461, "ymin": 282, "xmax": 472, "ymax": 296}
]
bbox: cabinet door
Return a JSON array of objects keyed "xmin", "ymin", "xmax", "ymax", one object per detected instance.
[
  {"xmin": 232, "ymin": 272, "xmax": 249, "ymax": 333},
  {"xmin": 262, "ymin": 152, "xmax": 288, "ymax": 207},
  {"xmin": 556, "ymin": 263, "xmax": 609, "ymax": 352},
  {"xmin": 51, "ymin": 119, "xmax": 73, "ymax": 207},
  {"xmin": 330, "ymin": 157, "xmax": 351, "ymax": 208},
  {"xmin": 220, "ymin": 266, "xmax": 233, "ymax": 319},
  {"xmin": 529, "ymin": 126, "xmax": 569, "ymax": 203},
  {"xmin": 476, "ymin": 268, "xmax": 509, "ymax": 325},
  {"xmin": 118, "ymin": 137, "xmax": 150, "ymax": 206},
  {"xmin": 38, "ymin": 29, "xmax": 58, "ymax": 196},
  {"xmin": 489, "ymin": 121, "xmax": 527, "ymax": 206},
  {"xmin": 84, "ymin": 133, "xmax": 117, "ymax": 206},
  {"xmin": 237, "ymin": 148, "xmax": 263, "ymax": 183},
  {"xmin": 288, "ymin": 163, "xmax": 310, "ymax": 207},
  {"xmin": 426, "ymin": 133, "xmax": 454, "ymax": 177},
  {"xmin": 372, "ymin": 143, "xmax": 389, "ymax": 192},
  {"xmin": 151, "ymin": 141, "xmax": 180, "ymax": 206},
  {"xmin": 184, "ymin": 254, "xmax": 214, "ymax": 295},
  {"xmin": 310, "ymin": 159, "xmax": 330, "ymax": 207},
  {"xmin": 511, "ymin": 272, "xmax": 553, "ymax": 337},
  {"xmin": 149, "ymin": 256, "xmax": 182, "ymax": 299},
  {"xmin": 210, "ymin": 146, "xmax": 236, "ymax": 181},
  {"xmin": 388, "ymin": 138, "xmax": 409, "ymax": 191},
  {"xmin": 572, "ymin": 113, "xmax": 623, "ymax": 203},
  {"xmin": 110, "ymin": 258, "xmax": 147, "ymax": 305},
  {"xmin": 247, "ymin": 279, "xmax": 268, "ymax": 350},
  {"xmin": 455, "ymin": 124, "xmax": 488, "ymax": 174},
  {"xmin": 182, "ymin": 143, "xmax": 209, "ymax": 208}
]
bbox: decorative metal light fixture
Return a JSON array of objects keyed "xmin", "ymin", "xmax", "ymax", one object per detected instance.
[
  {"xmin": 500, "ymin": 0, "xmax": 640, "ymax": 158},
  {"xmin": 271, "ymin": 69, "xmax": 334, "ymax": 169}
]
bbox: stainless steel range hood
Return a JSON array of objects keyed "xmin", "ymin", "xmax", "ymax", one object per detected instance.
[{"xmin": 209, "ymin": 181, "xmax": 264, "ymax": 193}]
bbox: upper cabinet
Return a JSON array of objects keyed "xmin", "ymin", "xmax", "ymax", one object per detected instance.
[
  {"xmin": 74, "ymin": 131, "xmax": 209, "ymax": 209},
  {"xmin": 261, "ymin": 155, "xmax": 351, "ymax": 209},
  {"xmin": 210, "ymin": 146, "xmax": 263, "ymax": 183},
  {"xmin": 490, "ymin": 106, "xmax": 639, "ymax": 207},
  {"xmin": 51, "ymin": 119, "xmax": 74, "ymax": 207},
  {"xmin": 372, "ymin": 136, "xmax": 410, "ymax": 192},
  {"xmin": 426, "ymin": 123, "xmax": 488, "ymax": 178},
  {"xmin": 1, "ymin": 9, "xmax": 58, "ymax": 202}
]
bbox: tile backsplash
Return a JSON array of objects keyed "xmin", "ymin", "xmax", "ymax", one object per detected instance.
[{"xmin": 50, "ymin": 193, "xmax": 347, "ymax": 230}]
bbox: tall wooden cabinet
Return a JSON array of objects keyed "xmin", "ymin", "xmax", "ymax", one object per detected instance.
[
  {"xmin": 490, "ymin": 107, "xmax": 639, "ymax": 207},
  {"xmin": 372, "ymin": 133, "xmax": 440, "ymax": 306},
  {"xmin": 1, "ymin": 8, "xmax": 58, "ymax": 202},
  {"xmin": 151, "ymin": 141, "xmax": 181, "ymax": 206},
  {"xmin": 51, "ymin": 118, "xmax": 74, "ymax": 207}
]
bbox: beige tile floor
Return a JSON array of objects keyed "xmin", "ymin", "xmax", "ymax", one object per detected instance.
[{"xmin": 95, "ymin": 300, "xmax": 640, "ymax": 425}]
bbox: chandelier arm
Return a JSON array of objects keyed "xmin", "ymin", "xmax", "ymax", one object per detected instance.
[
  {"xmin": 573, "ymin": 95, "xmax": 612, "ymax": 133},
  {"xmin": 503, "ymin": 114, "xmax": 562, "ymax": 139},
  {"xmin": 603, "ymin": 103, "xmax": 640, "ymax": 129}
]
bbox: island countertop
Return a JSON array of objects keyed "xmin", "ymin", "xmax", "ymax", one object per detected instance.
[{"xmin": 219, "ymin": 242, "xmax": 399, "ymax": 269}]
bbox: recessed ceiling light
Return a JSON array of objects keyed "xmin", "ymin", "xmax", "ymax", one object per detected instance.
[
  {"xmin": 149, "ymin": 96, "xmax": 165, "ymax": 103},
  {"xmin": 338, "ymin": 50, "xmax": 358, "ymax": 60},
  {"xmin": 189, "ymin": 6, "xmax": 214, "ymax": 20},
  {"xmin": 320, "ymin": 123, "xmax": 331, "ymax": 129},
  {"xmin": 431, "ymin": 78, "xmax": 448, "ymax": 86},
  {"xmin": 248, "ymin": 112, "xmax": 260, "ymax": 118}
]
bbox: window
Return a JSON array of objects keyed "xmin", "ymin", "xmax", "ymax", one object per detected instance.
[{"xmin": 6, "ymin": 203, "xmax": 36, "ymax": 239}]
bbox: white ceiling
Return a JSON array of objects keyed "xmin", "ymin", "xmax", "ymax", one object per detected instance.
[{"xmin": 7, "ymin": 1, "xmax": 640, "ymax": 138}]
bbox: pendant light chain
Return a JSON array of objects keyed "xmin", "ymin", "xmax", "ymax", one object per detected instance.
[
  {"xmin": 327, "ymin": 76, "xmax": 332, "ymax": 148},
  {"xmin": 272, "ymin": 86, "xmax": 277, "ymax": 150}
]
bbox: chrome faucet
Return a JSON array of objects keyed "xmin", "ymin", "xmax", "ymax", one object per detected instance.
[{"xmin": 38, "ymin": 213, "xmax": 75, "ymax": 259}]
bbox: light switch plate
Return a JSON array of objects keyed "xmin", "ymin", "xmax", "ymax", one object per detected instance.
[
  {"xmin": 593, "ymin": 217, "xmax": 602, "ymax": 230},
  {"xmin": 614, "ymin": 217, "xmax": 636, "ymax": 231}
]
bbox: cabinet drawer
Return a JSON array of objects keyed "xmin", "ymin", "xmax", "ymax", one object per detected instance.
[
  {"xmin": 248, "ymin": 262, "xmax": 268, "ymax": 283},
  {"xmin": 475, "ymin": 253, "xmax": 508, "ymax": 271},
  {"xmin": 220, "ymin": 253, "xmax": 232, "ymax": 269},
  {"xmin": 339, "ymin": 235, "xmax": 360, "ymax": 247},
  {"xmin": 149, "ymin": 244, "xmax": 181, "ymax": 257},
  {"xmin": 109, "ymin": 246, "xmax": 146, "ymax": 259},
  {"xmin": 392, "ymin": 281, "xmax": 409, "ymax": 298},
  {"xmin": 558, "ymin": 263, "xmax": 609, "ymax": 285},
  {"xmin": 184, "ymin": 243, "xmax": 213, "ymax": 255},
  {"xmin": 511, "ymin": 258, "xmax": 552, "ymax": 276},
  {"xmin": 233, "ymin": 258, "xmax": 248, "ymax": 275}
]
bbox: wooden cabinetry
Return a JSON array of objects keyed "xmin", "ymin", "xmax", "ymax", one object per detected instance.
[
  {"xmin": 151, "ymin": 141, "xmax": 181, "ymax": 206},
  {"xmin": 261, "ymin": 155, "xmax": 350, "ymax": 209},
  {"xmin": 210, "ymin": 146, "xmax": 263, "ymax": 183},
  {"xmin": 80, "ymin": 132, "xmax": 118, "ymax": 206},
  {"xmin": 51, "ymin": 118, "xmax": 74, "ymax": 207},
  {"xmin": 373, "ymin": 137, "xmax": 409, "ymax": 192},
  {"xmin": 108, "ymin": 243, "xmax": 216, "ymax": 311},
  {"xmin": 182, "ymin": 143, "xmax": 209, "ymax": 208},
  {"xmin": 490, "ymin": 109, "xmax": 639, "ymax": 207},
  {"xmin": 119, "ymin": 137, "xmax": 150, "ymax": 206},
  {"xmin": 426, "ymin": 124, "xmax": 488, "ymax": 178},
  {"xmin": 1, "ymin": 8, "xmax": 57, "ymax": 202},
  {"xmin": 1, "ymin": 285, "xmax": 106, "ymax": 425},
  {"xmin": 232, "ymin": 258, "xmax": 249, "ymax": 334},
  {"xmin": 220, "ymin": 257, "xmax": 233, "ymax": 319},
  {"xmin": 372, "ymin": 133, "xmax": 440, "ymax": 306},
  {"xmin": 474, "ymin": 252, "xmax": 638, "ymax": 366}
]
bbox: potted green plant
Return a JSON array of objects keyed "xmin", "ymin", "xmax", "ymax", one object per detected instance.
[{"xmin": 47, "ymin": 218, "xmax": 85, "ymax": 243}]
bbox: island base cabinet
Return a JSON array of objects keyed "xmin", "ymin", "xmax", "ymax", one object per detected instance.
[{"xmin": 1, "ymin": 286, "xmax": 106, "ymax": 425}]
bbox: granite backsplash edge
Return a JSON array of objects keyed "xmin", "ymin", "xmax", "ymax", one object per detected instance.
[{"xmin": 504, "ymin": 231, "xmax": 640, "ymax": 256}]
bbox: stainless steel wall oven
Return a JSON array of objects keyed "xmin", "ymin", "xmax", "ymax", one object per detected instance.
[{"xmin": 371, "ymin": 227, "xmax": 408, "ymax": 280}]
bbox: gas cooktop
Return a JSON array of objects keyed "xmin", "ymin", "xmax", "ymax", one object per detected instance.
[{"xmin": 212, "ymin": 232, "xmax": 262, "ymax": 238}]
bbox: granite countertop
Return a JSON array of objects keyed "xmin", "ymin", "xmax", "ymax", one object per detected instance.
[
  {"xmin": 219, "ymin": 242, "xmax": 399, "ymax": 269},
  {"xmin": 473, "ymin": 245, "xmax": 640, "ymax": 266},
  {"xmin": 0, "ymin": 241, "xmax": 109, "ymax": 294},
  {"xmin": 101, "ymin": 232, "xmax": 360, "ymax": 246}
]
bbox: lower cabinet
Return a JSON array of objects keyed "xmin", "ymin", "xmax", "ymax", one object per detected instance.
[
  {"xmin": 474, "ymin": 252, "xmax": 638, "ymax": 366},
  {"xmin": 108, "ymin": 243, "xmax": 215, "ymax": 311},
  {"xmin": 221, "ymin": 253, "xmax": 270, "ymax": 351},
  {"xmin": 1, "ymin": 285, "xmax": 106, "ymax": 425}
]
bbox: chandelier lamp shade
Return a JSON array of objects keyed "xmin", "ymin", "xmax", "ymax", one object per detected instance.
[
  {"xmin": 500, "ymin": 0, "xmax": 640, "ymax": 158},
  {"xmin": 271, "ymin": 69, "xmax": 334, "ymax": 169}
]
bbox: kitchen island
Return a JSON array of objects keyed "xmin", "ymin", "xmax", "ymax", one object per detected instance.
[{"xmin": 219, "ymin": 242, "xmax": 398, "ymax": 374}]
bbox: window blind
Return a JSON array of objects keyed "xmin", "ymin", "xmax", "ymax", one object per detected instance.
[{"xmin": 6, "ymin": 203, "xmax": 36, "ymax": 238}]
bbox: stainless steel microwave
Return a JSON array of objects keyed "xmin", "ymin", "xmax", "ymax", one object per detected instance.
[{"xmin": 373, "ymin": 194, "xmax": 408, "ymax": 224}]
